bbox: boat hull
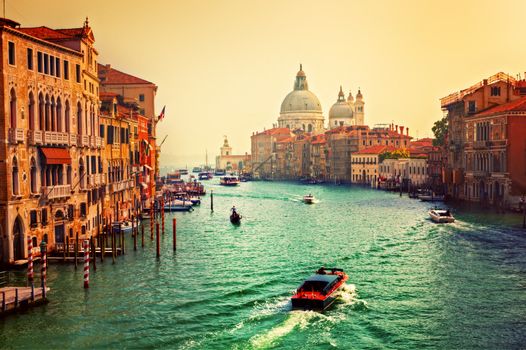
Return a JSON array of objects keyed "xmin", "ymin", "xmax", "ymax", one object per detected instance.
[{"xmin": 291, "ymin": 296, "xmax": 336, "ymax": 311}]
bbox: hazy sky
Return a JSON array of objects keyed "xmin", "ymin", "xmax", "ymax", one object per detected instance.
[{"xmin": 9, "ymin": 0, "xmax": 526, "ymax": 167}]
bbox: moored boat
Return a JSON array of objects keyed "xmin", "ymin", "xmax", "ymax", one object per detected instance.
[
  {"xmin": 429, "ymin": 209, "xmax": 455, "ymax": 223},
  {"xmin": 112, "ymin": 221, "xmax": 133, "ymax": 234},
  {"xmin": 291, "ymin": 267, "xmax": 348, "ymax": 311},
  {"xmin": 418, "ymin": 191, "xmax": 445, "ymax": 202},
  {"xmin": 164, "ymin": 200, "xmax": 194, "ymax": 212},
  {"xmin": 198, "ymin": 172, "xmax": 212, "ymax": 180}
]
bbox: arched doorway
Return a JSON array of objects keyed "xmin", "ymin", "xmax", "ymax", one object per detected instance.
[
  {"xmin": 12, "ymin": 216, "xmax": 24, "ymax": 261},
  {"xmin": 54, "ymin": 210, "xmax": 65, "ymax": 245},
  {"xmin": 479, "ymin": 180, "xmax": 485, "ymax": 201}
]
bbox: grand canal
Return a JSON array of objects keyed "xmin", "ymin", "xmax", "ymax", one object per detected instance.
[{"xmin": 1, "ymin": 181, "xmax": 525, "ymax": 349}]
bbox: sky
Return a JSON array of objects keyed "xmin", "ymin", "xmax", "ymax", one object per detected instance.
[{"xmin": 8, "ymin": 0, "xmax": 526, "ymax": 168}]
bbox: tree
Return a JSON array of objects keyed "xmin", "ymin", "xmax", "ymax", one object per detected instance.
[{"xmin": 432, "ymin": 116, "xmax": 448, "ymax": 146}]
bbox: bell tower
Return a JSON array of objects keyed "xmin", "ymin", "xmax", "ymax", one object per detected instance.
[
  {"xmin": 354, "ymin": 89, "xmax": 365, "ymax": 125},
  {"xmin": 221, "ymin": 136, "xmax": 232, "ymax": 156}
]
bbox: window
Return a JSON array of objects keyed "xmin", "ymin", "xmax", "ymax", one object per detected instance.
[
  {"xmin": 75, "ymin": 64, "xmax": 81, "ymax": 83},
  {"xmin": 30, "ymin": 210, "xmax": 38, "ymax": 227},
  {"xmin": 491, "ymin": 86, "xmax": 501, "ymax": 96},
  {"xmin": 139, "ymin": 94, "xmax": 145, "ymax": 102},
  {"xmin": 63, "ymin": 60, "xmax": 69, "ymax": 80},
  {"xmin": 139, "ymin": 108, "xmax": 145, "ymax": 116},
  {"xmin": 68, "ymin": 205, "xmax": 74, "ymax": 221},
  {"xmin": 468, "ymin": 101, "xmax": 476, "ymax": 113},
  {"xmin": 80, "ymin": 203, "xmax": 87, "ymax": 217},
  {"xmin": 41, "ymin": 208, "xmax": 48, "ymax": 226},
  {"xmin": 8, "ymin": 41, "xmax": 15, "ymax": 65},
  {"xmin": 100, "ymin": 125, "xmax": 105, "ymax": 138},
  {"xmin": 44, "ymin": 53, "xmax": 49, "ymax": 74},
  {"xmin": 37, "ymin": 52, "xmax": 43, "ymax": 72},
  {"xmin": 27, "ymin": 48, "xmax": 33, "ymax": 70},
  {"xmin": 49, "ymin": 55, "xmax": 55, "ymax": 75},
  {"xmin": 55, "ymin": 57, "xmax": 61, "ymax": 78}
]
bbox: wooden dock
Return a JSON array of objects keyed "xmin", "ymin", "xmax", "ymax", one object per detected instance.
[{"xmin": 0, "ymin": 286, "xmax": 49, "ymax": 316}]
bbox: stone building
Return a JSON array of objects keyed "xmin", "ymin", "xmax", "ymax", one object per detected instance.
[
  {"xmin": 0, "ymin": 18, "xmax": 104, "ymax": 264},
  {"xmin": 250, "ymin": 128, "xmax": 292, "ymax": 179},
  {"xmin": 98, "ymin": 63, "xmax": 158, "ymax": 198},
  {"xmin": 440, "ymin": 72, "xmax": 526, "ymax": 206},
  {"xmin": 215, "ymin": 136, "xmax": 250, "ymax": 172}
]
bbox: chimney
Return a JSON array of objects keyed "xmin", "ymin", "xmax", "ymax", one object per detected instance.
[
  {"xmin": 106, "ymin": 64, "xmax": 111, "ymax": 70},
  {"xmin": 406, "ymin": 127, "xmax": 409, "ymax": 136},
  {"xmin": 399, "ymin": 126, "xmax": 404, "ymax": 135},
  {"xmin": 395, "ymin": 125, "xmax": 398, "ymax": 133}
]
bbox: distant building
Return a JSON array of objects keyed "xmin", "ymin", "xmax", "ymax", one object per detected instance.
[
  {"xmin": 250, "ymin": 128, "xmax": 292, "ymax": 179},
  {"xmin": 215, "ymin": 136, "xmax": 250, "ymax": 172},
  {"xmin": 328, "ymin": 86, "xmax": 365, "ymax": 128},
  {"xmin": 277, "ymin": 65, "xmax": 325, "ymax": 133}
]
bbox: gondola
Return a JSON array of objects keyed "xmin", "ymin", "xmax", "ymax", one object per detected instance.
[{"xmin": 230, "ymin": 212, "xmax": 242, "ymax": 225}]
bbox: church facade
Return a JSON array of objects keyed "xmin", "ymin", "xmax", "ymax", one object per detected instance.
[{"xmin": 215, "ymin": 136, "xmax": 250, "ymax": 172}]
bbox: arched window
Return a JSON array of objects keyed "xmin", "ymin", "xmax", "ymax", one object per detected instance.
[
  {"xmin": 65, "ymin": 100, "xmax": 70, "ymax": 133},
  {"xmin": 77, "ymin": 101, "xmax": 83, "ymax": 135},
  {"xmin": 44, "ymin": 94, "xmax": 50, "ymax": 131},
  {"xmin": 38, "ymin": 93, "xmax": 44, "ymax": 130},
  {"xmin": 9, "ymin": 88, "xmax": 16, "ymax": 129},
  {"xmin": 56, "ymin": 97, "xmax": 62, "ymax": 132},
  {"xmin": 30, "ymin": 157, "xmax": 38, "ymax": 194},
  {"xmin": 28, "ymin": 92, "xmax": 35, "ymax": 130},
  {"xmin": 79, "ymin": 158, "xmax": 85, "ymax": 189},
  {"xmin": 12, "ymin": 156, "xmax": 19, "ymax": 195},
  {"xmin": 50, "ymin": 96, "xmax": 56, "ymax": 131}
]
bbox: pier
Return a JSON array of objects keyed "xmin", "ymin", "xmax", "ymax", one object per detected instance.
[{"xmin": 0, "ymin": 286, "xmax": 50, "ymax": 316}]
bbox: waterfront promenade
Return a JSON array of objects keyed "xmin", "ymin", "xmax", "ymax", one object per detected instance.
[{"xmin": 0, "ymin": 180, "xmax": 525, "ymax": 349}]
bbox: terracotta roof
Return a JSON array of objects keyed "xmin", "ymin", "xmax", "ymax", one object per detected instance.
[
  {"xmin": 277, "ymin": 137, "xmax": 295, "ymax": 143},
  {"xmin": 18, "ymin": 26, "xmax": 72, "ymax": 39},
  {"xmin": 255, "ymin": 127, "xmax": 291, "ymax": 136},
  {"xmin": 98, "ymin": 63, "xmax": 155, "ymax": 85},
  {"xmin": 475, "ymin": 96, "xmax": 526, "ymax": 117}
]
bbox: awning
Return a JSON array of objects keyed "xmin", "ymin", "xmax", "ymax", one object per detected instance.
[{"xmin": 40, "ymin": 147, "xmax": 72, "ymax": 165}]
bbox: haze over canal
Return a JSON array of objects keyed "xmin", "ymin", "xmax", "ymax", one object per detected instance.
[{"xmin": 1, "ymin": 181, "xmax": 525, "ymax": 349}]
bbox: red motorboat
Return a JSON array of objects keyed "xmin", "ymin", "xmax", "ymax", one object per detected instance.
[{"xmin": 291, "ymin": 267, "xmax": 348, "ymax": 311}]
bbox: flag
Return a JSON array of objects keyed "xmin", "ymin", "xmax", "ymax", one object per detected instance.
[{"xmin": 158, "ymin": 106, "xmax": 166, "ymax": 121}]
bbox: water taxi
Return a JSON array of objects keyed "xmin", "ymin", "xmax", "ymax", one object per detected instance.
[
  {"xmin": 429, "ymin": 209, "xmax": 455, "ymax": 223},
  {"xmin": 418, "ymin": 191, "xmax": 445, "ymax": 202},
  {"xmin": 303, "ymin": 194, "xmax": 315, "ymax": 204},
  {"xmin": 192, "ymin": 167, "xmax": 202, "ymax": 173},
  {"xmin": 164, "ymin": 200, "xmax": 194, "ymax": 212},
  {"xmin": 291, "ymin": 267, "xmax": 348, "ymax": 311},
  {"xmin": 215, "ymin": 168, "xmax": 226, "ymax": 176},
  {"xmin": 220, "ymin": 175, "xmax": 240, "ymax": 186},
  {"xmin": 179, "ymin": 168, "xmax": 189, "ymax": 175},
  {"xmin": 198, "ymin": 172, "xmax": 212, "ymax": 180}
]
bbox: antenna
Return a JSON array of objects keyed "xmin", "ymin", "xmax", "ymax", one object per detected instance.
[{"xmin": 3, "ymin": 0, "xmax": 5, "ymax": 18}]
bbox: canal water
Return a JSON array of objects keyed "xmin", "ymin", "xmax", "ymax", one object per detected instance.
[{"xmin": 1, "ymin": 181, "xmax": 525, "ymax": 349}]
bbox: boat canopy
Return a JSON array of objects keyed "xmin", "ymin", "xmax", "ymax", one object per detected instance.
[{"xmin": 298, "ymin": 274, "xmax": 340, "ymax": 295}]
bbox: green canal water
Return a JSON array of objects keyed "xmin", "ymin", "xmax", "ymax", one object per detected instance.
[{"xmin": 1, "ymin": 181, "xmax": 526, "ymax": 349}]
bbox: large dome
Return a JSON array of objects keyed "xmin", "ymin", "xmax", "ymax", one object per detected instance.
[{"xmin": 280, "ymin": 90, "xmax": 322, "ymax": 114}]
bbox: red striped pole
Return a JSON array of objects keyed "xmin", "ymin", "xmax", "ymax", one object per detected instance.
[
  {"xmin": 83, "ymin": 239, "xmax": 90, "ymax": 289},
  {"xmin": 27, "ymin": 236, "xmax": 34, "ymax": 284},
  {"xmin": 40, "ymin": 241, "xmax": 47, "ymax": 298}
]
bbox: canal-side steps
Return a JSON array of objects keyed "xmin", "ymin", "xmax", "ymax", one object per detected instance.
[{"xmin": 0, "ymin": 271, "xmax": 49, "ymax": 317}]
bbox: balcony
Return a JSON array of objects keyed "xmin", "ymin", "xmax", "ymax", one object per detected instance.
[
  {"xmin": 42, "ymin": 184, "xmax": 72, "ymax": 200},
  {"xmin": 8, "ymin": 128, "xmax": 24, "ymax": 144},
  {"xmin": 473, "ymin": 140, "xmax": 489, "ymax": 149},
  {"xmin": 96, "ymin": 136, "xmax": 103, "ymax": 149},
  {"xmin": 77, "ymin": 135, "xmax": 90, "ymax": 147},
  {"xmin": 28, "ymin": 130, "xmax": 43, "ymax": 145},
  {"xmin": 89, "ymin": 136, "xmax": 97, "ymax": 149},
  {"xmin": 69, "ymin": 134, "xmax": 77, "ymax": 145},
  {"xmin": 43, "ymin": 131, "xmax": 69, "ymax": 145}
]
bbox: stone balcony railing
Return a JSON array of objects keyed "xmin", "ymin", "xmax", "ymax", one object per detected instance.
[
  {"xmin": 77, "ymin": 135, "xmax": 90, "ymax": 148},
  {"xmin": 28, "ymin": 130, "xmax": 43, "ymax": 145},
  {"xmin": 89, "ymin": 136, "xmax": 97, "ymax": 149},
  {"xmin": 43, "ymin": 131, "xmax": 69, "ymax": 145},
  {"xmin": 42, "ymin": 184, "xmax": 72, "ymax": 200},
  {"xmin": 96, "ymin": 136, "xmax": 103, "ymax": 149},
  {"xmin": 69, "ymin": 134, "xmax": 77, "ymax": 145},
  {"xmin": 8, "ymin": 128, "xmax": 25, "ymax": 144}
]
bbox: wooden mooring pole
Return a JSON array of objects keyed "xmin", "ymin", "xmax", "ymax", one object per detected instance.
[
  {"xmin": 211, "ymin": 190, "xmax": 214, "ymax": 212},
  {"xmin": 141, "ymin": 224, "xmax": 145, "ymax": 248},
  {"xmin": 173, "ymin": 218, "xmax": 177, "ymax": 251},
  {"xmin": 156, "ymin": 222, "xmax": 160, "ymax": 258},
  {"xmin": 74, "ymin": 232, "xmax": 79, "ymax": 269}
]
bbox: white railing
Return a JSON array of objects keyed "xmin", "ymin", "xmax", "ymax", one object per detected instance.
[
  {"xmin": 28, "ymin": 130, "xmax": 43, "ymax": 145},
  {"xmin": 9, "ymin": 128, "xmax": 25, "ymax": 144},
  {"xmin": 43, "ymin": 131, "xmax": 69, "ymax": 145},
  {"xmin": 77, "ymin": 135, "xmax": 90, "ymax": 147},
  {"xmin": 42, "ymin": 184, "xmax": 71, "ymax": 200},
  {"xmin": 69, "ymin": 134, "xmax": 77, "ymax": 145}
]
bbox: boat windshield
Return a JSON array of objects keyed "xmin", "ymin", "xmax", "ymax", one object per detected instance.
[{"xmin": 298, "ymin": 274, "xmax": 340, "ymax": 294}]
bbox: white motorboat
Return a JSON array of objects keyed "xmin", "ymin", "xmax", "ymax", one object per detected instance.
[
  {"xmin": 220, "ymin": 175, "xmax": 240, "ymax": 186},
  {"xmin": 429, "ymin": 209, "xmax": 455, "ymax": 223},
  {"xmin": 303, "ymin": 194, "xmax": 315, "ymax": 204},
  {"xmin": 164, "ymin": 199, "xmax": 194, "ymax": 212}
]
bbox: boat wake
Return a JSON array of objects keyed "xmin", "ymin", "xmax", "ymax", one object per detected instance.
[{"xmin": 248, "ymin": 283, "xmax": 363, "ymax": 349}]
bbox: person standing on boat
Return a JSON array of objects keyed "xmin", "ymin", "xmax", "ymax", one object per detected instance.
[{"xmin": 231, "ymin": 206, "xmax": 237, "ymax": 215}]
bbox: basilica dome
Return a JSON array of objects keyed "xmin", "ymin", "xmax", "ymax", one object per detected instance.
[
  {"xmin": 328, "ymin": 86, "xmax": 354, "ymax": 129},
  {"xmin": 277, "ymin": 65, "xmax": 325, "ymax": 134}
]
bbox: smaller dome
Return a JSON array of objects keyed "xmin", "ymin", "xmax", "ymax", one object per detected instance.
[
  {"xmin": 329, "ymin": 87, "xmax": 353, "ymax": 119},
  {"xmin": 347, "ymin": 91, "xmax": 354, "ymax": 102},
  {"xmin": 356, "ymin": 89, "xmax": 363, "ymax": 100}
]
